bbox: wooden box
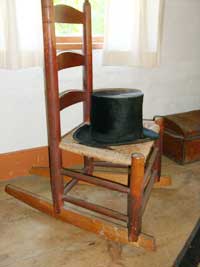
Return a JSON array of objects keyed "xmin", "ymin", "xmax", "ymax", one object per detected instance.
[{"xmin": 163, "ymin": 110, "xmax": 200, "ymax": 164}]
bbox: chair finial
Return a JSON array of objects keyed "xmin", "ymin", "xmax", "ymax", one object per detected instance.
[
  {"xmin": 84, "ymin": 0, "xmax": 90, "ymax": 5},
  {"xmin": 84, "ymin": 0, "xmax": 91, "ymax": 11}
]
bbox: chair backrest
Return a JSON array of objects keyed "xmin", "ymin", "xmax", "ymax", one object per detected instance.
[{"xmin": 41, "ymin": 0, "xmax": 93, "ymax": 149}]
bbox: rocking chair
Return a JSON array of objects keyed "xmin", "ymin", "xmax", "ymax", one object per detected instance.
[{"xmin": 5, "ymin": 0, "xmax": 171, "ymax": 251}]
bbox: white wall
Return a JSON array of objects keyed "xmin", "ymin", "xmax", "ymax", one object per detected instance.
[{"xmin": 1, "ymin": 0, "xmax": 200, "ymax": 153}]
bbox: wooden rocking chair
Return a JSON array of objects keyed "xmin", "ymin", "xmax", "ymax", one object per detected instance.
[{"xmin": 5, "ymin": 0, "xmax": 171, "ymax": 251}]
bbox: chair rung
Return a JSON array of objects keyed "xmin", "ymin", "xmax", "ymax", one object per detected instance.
[
  {"xmin": 142, "ymin": 170, "xmax": 157, "ymax": 214},
  {"xmin": 63, "ymin": 195, "xmax": 128, "ymax": 222},
  {"xmin": 143, "ymin": 147, "xmax": 158, "ymax": 188},
  {"xmin": 57, "ymin": 52, "xmax": 84, "ymax": 71},
  {"xmin": 61, "ymin": 168, "xmax": 129, "ymax": 193},
  {"xmin": 64, "ymin": 179, "xmax": 78, "ymax": 194},
  {"xmin": 54, "ymin": 5, "xmax": 84, "ymax": 24},
  {"xmin": 93, "ymin": 161, "xmax": 128, "ymax": 169}
]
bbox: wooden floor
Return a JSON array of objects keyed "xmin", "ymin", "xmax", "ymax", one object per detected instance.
[{"xmin": 0, "ymin": 157, "xmax": 200, "ymax": 267}]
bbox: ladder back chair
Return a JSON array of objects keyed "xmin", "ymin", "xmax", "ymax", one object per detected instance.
[{"xmin": 5, "ymin": 0, "xmax": 171, "ymax": 251}]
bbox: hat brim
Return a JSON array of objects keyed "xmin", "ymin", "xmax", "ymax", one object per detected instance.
[{"xmin": 73, "ymin": 124, "xmax": 159, "ymax": 147}]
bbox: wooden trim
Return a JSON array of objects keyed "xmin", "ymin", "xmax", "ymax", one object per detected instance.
[
  {"xmin": 0, "ymin": 147, "xmax": 82, "ymax": 180},
  {"xmin": 56, "ymin": 36, "xmax": 104, "ymax": 50},
  {"xmin": 57, "ymin": 36, "xmax": 103, "ymax": 43}
]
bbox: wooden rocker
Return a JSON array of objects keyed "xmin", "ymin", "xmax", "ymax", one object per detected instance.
[{"xmin": 5, "ymin": 0, "xmax": 171, "ymax": 251}]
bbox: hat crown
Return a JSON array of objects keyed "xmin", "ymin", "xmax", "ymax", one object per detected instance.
[
  {"xmin": 91, "ymin": 89, "xmax": 143, "ymax": 143},
  {"xmin": 93, "ymin": 88, "xmax": 143, "ymax": 99}
]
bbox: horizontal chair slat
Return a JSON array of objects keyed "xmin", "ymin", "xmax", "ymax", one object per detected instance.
[
  {"xmin": 54, "ymin": 5, "xmax": 84, "ymax": 24},
  {"xmin": 57, "ymin": 52, "xmax": 84, "ymax": 70},
  {"xmin": 59, "ymin": 90, "xmax": 86, "ymax": 110}
]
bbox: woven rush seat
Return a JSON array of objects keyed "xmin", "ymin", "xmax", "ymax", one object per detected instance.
[{"xmin": 60, "ymin": 120, "xmax": 159, "ymax": 166}]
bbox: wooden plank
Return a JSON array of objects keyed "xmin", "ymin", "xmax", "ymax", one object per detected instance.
[
  {"xmin": 57, "ymin": 52, "xmax": 84, "ymax": 70},
  {"xmin": 5, "ymin": 184, "xmax": 156, "ymax": 251},
  {"xmin": 54, "ymin": 5, "xmax": 84, "ymax": 24}
]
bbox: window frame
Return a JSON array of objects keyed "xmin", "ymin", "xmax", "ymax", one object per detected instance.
[{"xmin": 56, "ymin": 36, "xmax": 104, "ymax": 50}]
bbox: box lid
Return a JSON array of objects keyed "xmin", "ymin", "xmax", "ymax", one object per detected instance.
[{"xmin": 164, "ymin": 110, "xmax": 200, "ymax": 138}]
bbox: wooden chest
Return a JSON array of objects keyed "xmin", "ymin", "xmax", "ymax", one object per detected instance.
[{"xmin": 163, "ymin": 110, "xmax": 200, "ymax": 164}]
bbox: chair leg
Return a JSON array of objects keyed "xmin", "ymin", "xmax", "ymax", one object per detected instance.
[
  {"xmin": 154, "ymin": 117, "xmax": 164, "ymax": 182},
  {"xmin": 128, "ymin": 153, "xmax": 145, "ymax": 242},
  {"xmin": 49, "ymin": 148, "xmax": 64, "ymax": 214},
  {"xmin": 154, "ymin": 117, "xmax": 172, "ymax": 187},
  {"xmin": 84, "ymin": 156, "xmax": 94, "ymax": 175}
]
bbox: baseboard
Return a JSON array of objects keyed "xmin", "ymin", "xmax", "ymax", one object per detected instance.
[{"xmin": 0, "ymin": 146, "xmax": 82, "ymax": 180}]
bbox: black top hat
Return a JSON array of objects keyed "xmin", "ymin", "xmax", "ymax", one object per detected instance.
[{"xmin": 73, "ymin": 89, "xmax": 159, "ymax": 147}]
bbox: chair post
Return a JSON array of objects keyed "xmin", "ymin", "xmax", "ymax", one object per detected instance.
[
  {"xmin": 128, "ymin": 153, "xmax": 145, "ymax": 242},
  {"xmin": 83, "ymin": 0, "xmax": 93, "ymax": 123},
  {"xmin": 41, "ymin": 0, "xmax": 64, "ymax": 213},
  {"xmin": 83, "ymin": 157, "xmax": 94, "ymax": 175},
  {"xmin": 83, "ymin": 0, "xmax": 94, "ymax": 173},
  {"xmin": 154, "ymin": 116, "xmax": 164, "ymax": 182}
]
